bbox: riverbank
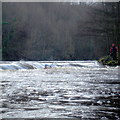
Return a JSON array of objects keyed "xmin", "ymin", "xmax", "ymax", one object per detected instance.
[{"xmin": 98, "ymin": 56, "xmax": 119, "ymax": 66}]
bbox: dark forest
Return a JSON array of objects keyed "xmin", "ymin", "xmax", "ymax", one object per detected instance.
[{"xmin": 2, "ymin": 2, "xmax": 120, "ymax": 61}]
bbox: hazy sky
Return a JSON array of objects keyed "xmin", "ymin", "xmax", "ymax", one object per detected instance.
[{"xmin": 1, "ymin": 0, "xmax": 120, "ymax": 2}]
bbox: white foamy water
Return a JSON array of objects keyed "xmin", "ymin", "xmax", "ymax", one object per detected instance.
[
  {"xmin": 0, "ymin": 61, "xmax": 119, "ymax": 119},
  {"xmin": 0, "ymin": 61, "xmax": 102, "ymax": 70}
]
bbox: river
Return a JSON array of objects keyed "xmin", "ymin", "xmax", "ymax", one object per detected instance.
[{"xmin": 0, "ymin": 61, "xmax": 119, "ymax": 119}]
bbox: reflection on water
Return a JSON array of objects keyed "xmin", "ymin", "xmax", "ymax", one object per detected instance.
[{"xmin": 0, "ymin": 61, "xmax": 119, "ymax": 119}]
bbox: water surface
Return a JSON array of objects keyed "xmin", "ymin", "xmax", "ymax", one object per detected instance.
[{"xmin": 0, "ymin": 61, "xmax": 119, "ymax": 119}]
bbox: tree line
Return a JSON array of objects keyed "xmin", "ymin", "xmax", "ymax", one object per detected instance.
[{"xmin": 2, "ymin": 2, "xmax": 120, "ymax": 62}]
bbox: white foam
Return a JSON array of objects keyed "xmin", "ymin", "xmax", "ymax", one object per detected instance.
[{"xmin": 0, "ymin": 61, "xmax": 103, "ymax": 70}]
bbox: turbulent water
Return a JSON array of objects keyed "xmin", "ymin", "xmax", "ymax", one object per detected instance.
[{"xmin": 0, "ymin": 61, "xmax": 119, "ymax": 119}]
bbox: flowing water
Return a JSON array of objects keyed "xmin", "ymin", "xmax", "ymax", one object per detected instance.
[{"xmin": 0, "ymin": 61, "xmax": 119, "ymax": 119}]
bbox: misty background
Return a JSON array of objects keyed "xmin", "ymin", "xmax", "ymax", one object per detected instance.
[{"xmin": 2, "ymin": 2, "xmax": 120, "ymax": 61}]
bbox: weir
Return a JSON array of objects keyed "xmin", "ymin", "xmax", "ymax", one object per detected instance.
[{"xmin": 0, "ymin": 61, "xmax": 103, "ymax": 70}]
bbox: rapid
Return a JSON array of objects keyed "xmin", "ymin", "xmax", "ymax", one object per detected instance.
[{"xmin": 0, "ymin": 61, "xmax": 119, "ymax": 119}]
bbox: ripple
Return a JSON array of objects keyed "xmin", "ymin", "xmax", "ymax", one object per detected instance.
[{"xmin": 0, "ymin": 61, "xmax": 119, "ymax": 119}]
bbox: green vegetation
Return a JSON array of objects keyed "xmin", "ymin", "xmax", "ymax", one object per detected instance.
[
  {"xmin": 2, "ymin": 22, "xmax": 9, "ymax": 24},
  {"xmin": 98, "ymin": 56, "xmax": 119, "ymax": 66}
]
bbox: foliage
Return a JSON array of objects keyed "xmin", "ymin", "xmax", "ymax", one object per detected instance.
[
  {"xmin": 98, "ymin": 56, "xmax": 118, "ymax": 66},
  {"xmin": 2, "ymin": 2, "xmax": 120, "ymax": 61}
]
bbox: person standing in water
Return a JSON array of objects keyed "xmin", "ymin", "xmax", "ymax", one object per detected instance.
[{"xmin": 110, "ymin": 43, "xmax": 118, "ymax": 60}]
